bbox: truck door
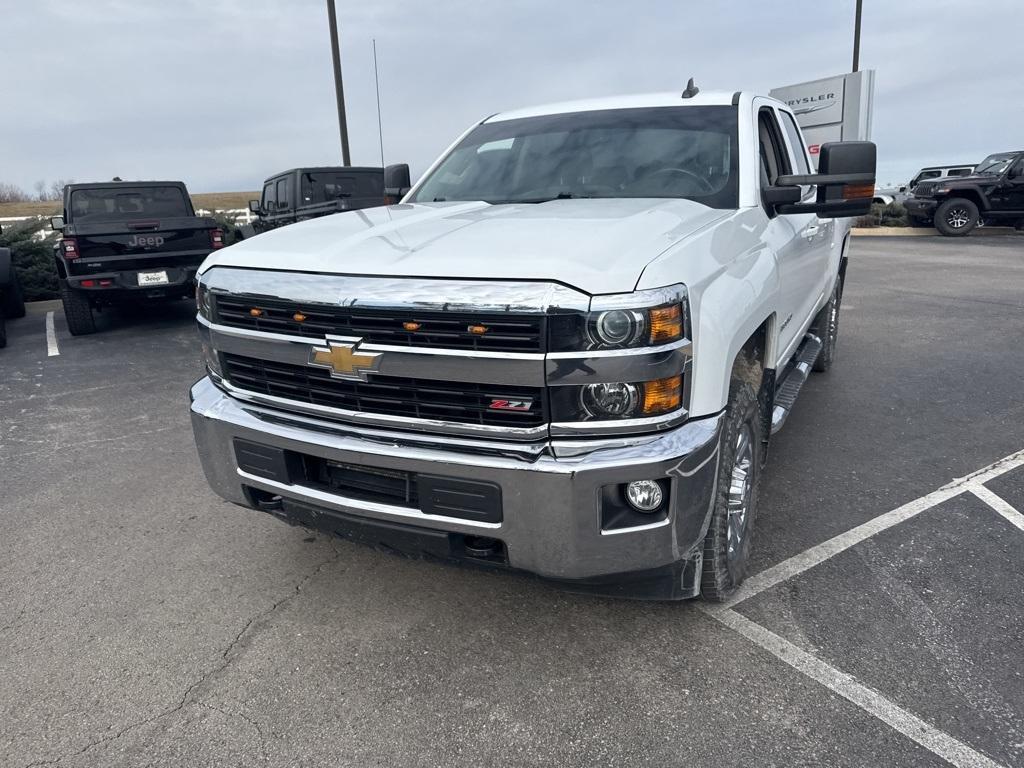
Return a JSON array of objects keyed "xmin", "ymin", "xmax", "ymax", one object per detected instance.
[
  {"xmin": 778, "ymin": 109, "xmax": 834, "ymax": 316},
  {"xmin": 756, "ymin": 104, "xmax": 820, "ymax": 364}
]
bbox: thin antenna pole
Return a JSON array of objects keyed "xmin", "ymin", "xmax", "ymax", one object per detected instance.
[
  {"xmin": 326, "ymin": 0, "xmax": 351, "ymax": 165},
  {"xmin": 852, "ymin": 0, "xmax": 863, "ymax": 72},
  {"xmin": 373, "ymin": 39, "xmax": 385, "ymax": 168}
]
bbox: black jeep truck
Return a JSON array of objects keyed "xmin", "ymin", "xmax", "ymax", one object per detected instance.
[
  {"xmin": 240, "ymin": 166, "xmax": 391, "ymax": 238},
  {"xmin": 0, "ymin": 238, "xmax": 27, "ymax": 349},
  {"xmin": 905, "ymin": 151, "xmax": 1024, "ymax": 236},
  {"xmin": 51, "ymin": 181, "xmax": 224, "ymax": 335}
]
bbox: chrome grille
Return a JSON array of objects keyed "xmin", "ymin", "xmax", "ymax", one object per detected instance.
[{"xmin": 214, "ymin": 296, "xmax": 546, "ymax": 353}]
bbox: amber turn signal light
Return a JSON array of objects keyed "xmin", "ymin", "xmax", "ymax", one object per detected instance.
[
  {"xmin": 468, "ymin": 324, "xmax": 488, "ymax": 335},
  {"xmin": 403, "ymin": 321, "xmax": 421, "ymax": 331},
  {"xmin": 293, "ymin": 312, "xmax": 307, "ymax": 322},
  {"xmin": 649, "ymin": 304, "xmax": 683, "ymax": 343},
  {"xmin": 249, "ymin": 308, "xmax": 263, "ymax": 317},
  {"xmin": 842, "ymin": 182, "xmax": 875, "ymax": 200},
  {"xmin": 641, "ymin": 375, "xmax": 682, "ymax": 415}
]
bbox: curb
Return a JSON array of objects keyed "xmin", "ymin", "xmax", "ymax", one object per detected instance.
[{"xmin": 853, "ymin": 227, "xmax": 1023, "ymax": 237}]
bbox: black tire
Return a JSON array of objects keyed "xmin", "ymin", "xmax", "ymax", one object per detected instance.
[
  {"xmin": 5, "ymin": 273, "xmax": 26, "ymax": 318},
  {"xmin": 811, "ymin": 274, "xmax": 843, "ymax": 373},
  {"xmin": 701, "ymin": 381, "xmax": 762, "ymax": 602},
  {"xmin": 934, "ymin": 197, "xmax": 979, "ymax": 237},
  {"xmin": 60, "ymin": 280, "xmax": 96, "ymax": 335}
]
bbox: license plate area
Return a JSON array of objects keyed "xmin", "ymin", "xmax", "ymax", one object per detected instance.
[{"xmin": 137, "ymin": 270, "xmax": 169, "ymax": 286}]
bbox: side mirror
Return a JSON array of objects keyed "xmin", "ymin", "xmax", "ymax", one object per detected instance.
[
  {"xmin": 763, "ymin": 186, "xmax": 801, "ymax": 207},
  {"xmin": 384, "ymin": 163, "xmax": 412, "ymax": 198},
  {"xmin": 248, "ymin": 200, "xmax": 261, "ymax": 214},
  {"xmin": 50, "ymin": 215, "xmax": 65, "ymax": 231},
  {"xmin": 899, "ymin": 186, "xmax": 907, "ymax": 193},
  {"xmin": 774, "ymin": 141, "xmax": 877, "ymax": 218}
]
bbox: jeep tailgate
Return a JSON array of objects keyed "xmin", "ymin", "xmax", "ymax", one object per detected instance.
[{"xmin": 64, "ymin": 217, "xmax": 218, "ymax": 274}]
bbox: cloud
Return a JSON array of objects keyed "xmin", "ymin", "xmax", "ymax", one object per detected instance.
[{"xmin": 2, "ymin": 0, "xmax": 1021, "ymax": 193}]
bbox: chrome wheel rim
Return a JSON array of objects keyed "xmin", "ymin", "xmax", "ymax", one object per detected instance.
[
  {"xmin": 947, "ymin": 208, "xmax": 971, "ymax": 228},
  {"xmin": 726, "ymin": 425, "xmax": 754, "ymax": 565}
]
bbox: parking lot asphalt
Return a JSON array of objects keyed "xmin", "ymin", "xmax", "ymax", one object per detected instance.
[{"xmin": 1, "ymin": 236, "xmax": 1022, "ymax": 767}]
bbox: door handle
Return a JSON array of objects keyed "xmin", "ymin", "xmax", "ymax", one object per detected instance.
[{"xmin": 804, "ymin": 225, "xmax": 820, "ymax": 238}]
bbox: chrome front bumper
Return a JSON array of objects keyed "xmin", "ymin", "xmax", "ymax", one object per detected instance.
[{"xmin": 190, "ymin": 377, "xmax": 722, "ymax": 599}]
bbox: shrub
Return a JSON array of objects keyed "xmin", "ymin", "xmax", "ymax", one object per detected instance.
[
  {"xmin": 0, "ymin": 218, "xmax": 59, "ymax": 301},
  {"xmin": 856, "ymin": 201, "xmax": 908, "ymax": 228}
]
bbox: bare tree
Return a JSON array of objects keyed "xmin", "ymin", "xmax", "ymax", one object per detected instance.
[
  {"xmin": 0, "ymin": 182, "xmax": 31, "ymax": 203},
  {"xmin": 49, "ymin": 179, "xmax": 72, "ymax": 200}
]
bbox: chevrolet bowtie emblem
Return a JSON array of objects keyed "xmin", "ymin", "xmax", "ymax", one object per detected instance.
[{"xmin": 308, "ymin": 338, "xmax": 382, "ymax": 381}]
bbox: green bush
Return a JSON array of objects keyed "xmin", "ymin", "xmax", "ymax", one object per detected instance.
[
  {"xmin": 0, "ymin": 218, "xmax": 59, "ymax": 301},
  {"xmin": 856, "ymin": 201, "xmax": 908, "ymax": 228}
]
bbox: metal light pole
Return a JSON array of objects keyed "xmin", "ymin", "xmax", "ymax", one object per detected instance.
[
  {"xmin": 852, "ymin": 0, "xmax": 863, "ymax": 72},
  {"xmin": 326, "ymin": 0, "xmax": 351, "ymax": 165}
]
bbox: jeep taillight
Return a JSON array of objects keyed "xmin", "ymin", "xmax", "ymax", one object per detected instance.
[
  {"xmin": 62, "ymin": 237, "xmax": 79, "ymax": 260},
  {"xmin": 211, "ymin": 229, "xmax": 225, "ymax": 249}
]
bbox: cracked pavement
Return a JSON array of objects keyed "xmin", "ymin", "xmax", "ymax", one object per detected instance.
[{"xmin": 1, "ymin": 236, "xmax": 1022, "ymax": 766}]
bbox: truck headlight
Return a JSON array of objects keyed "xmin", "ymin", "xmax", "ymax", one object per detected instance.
[
  {"xmin": 570, "ymin": 375, "xmax": 682, "ymax": 421},
  {"xmin": 594, "ymin": 310, "xmax": 645, "ymax": 346},
  {"xmin": 549, "ymin": 284, "xmax": 688, "ymax": 352},
  {"xmin": 196, "ymin": 280, "xmax": 213, "ymax": 320}
]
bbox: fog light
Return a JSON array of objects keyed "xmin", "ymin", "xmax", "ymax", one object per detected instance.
[{"xmin": 625, "ymin": 480, "xmax": 664, "ymax": 512}]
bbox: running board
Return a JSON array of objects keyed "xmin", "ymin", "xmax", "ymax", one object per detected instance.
[{"xmin": 770, "ymin": 334, "xmax": 822, "ymax": 435}]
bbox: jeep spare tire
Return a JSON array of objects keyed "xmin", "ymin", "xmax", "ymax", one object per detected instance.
[{"xmin": 935, "ymin": 198, "xmax": 979, "ymax": 237}]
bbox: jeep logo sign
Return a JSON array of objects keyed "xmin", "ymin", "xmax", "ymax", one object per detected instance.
[{"xmin": 127, "ymin": 234, "xmax": 165, "ymax": 248}]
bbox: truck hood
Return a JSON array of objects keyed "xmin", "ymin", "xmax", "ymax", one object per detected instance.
[{"xmin": 202, "ymin": 199, "xmax": 729, "ymax": 295}]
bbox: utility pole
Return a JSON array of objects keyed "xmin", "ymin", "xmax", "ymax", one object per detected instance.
[
  {"xmin": 326, "ymin": 0, "xmax": 351, "ymax": 165},
  {"xmin": 852, "ymin": 0, "xmax": 863, "ymax": 72}
]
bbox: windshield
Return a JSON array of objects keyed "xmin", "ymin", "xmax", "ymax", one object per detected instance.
[
  {"xmin": 300, "ymin": 171, "xmax": 384, "ymax": 204},
  {"xmin": 974, "ymin": 153, "xmax": 1017, "ymax": 176},
  {"xmin": 69, "ymin": 186, "xmax": 191, "ymax": 221},
  {"xmin": 409, "ymin": 106, "xmax": 739, "ymax": 209}
]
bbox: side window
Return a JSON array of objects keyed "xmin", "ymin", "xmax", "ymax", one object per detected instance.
[
  {"xmin": 757, "ymin": 108, "xmax": 791, "ymax": 187},
  {"xmin": 261, "ymin": 181, "xmax": 276, "ymax": 210},
  {"xmin": 276, "ymin": 177, "xmax": 291, "ymax": 210},
  {"xmin": 779, "ymin": 112, "xmax": 812, "ymax": 176}
]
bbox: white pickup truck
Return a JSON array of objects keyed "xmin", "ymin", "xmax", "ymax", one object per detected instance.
[{"xmin": 190, "ymin": 89, "xmax": 875, "ymax": 601}]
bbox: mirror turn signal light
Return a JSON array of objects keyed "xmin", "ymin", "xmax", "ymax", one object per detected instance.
[
  {"xmin": 641, "ymin": 374, "xmax": 682, "ymax": 415},
  {"xmin": 842, "ymin": 183, "xmax": 875, "ymax": 199},
  {"xmin": 649, "ymin": 304, "xmax": 683, "ymax": 343}
]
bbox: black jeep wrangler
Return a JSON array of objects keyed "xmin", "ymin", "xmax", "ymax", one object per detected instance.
[
  {"xmin": 51, "ymin": 181, "xmax": 224, "ymax": 335},
  {"xmin": 905, "ymin": 151, "xmax": 1024, "ymax": 236},
  {"xmin": 240, "ymin": 166, "xmax": 395, "ymax": 239}
]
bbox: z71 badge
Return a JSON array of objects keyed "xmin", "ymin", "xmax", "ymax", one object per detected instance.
[{"xmin": 489, "ymin": 398, "xmax": 533, "ymax": 411}]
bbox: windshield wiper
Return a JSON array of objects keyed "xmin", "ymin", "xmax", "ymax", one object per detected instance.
[{"xmin": 486, "ymin": 192, "xmax": 595, "ymax": 205}]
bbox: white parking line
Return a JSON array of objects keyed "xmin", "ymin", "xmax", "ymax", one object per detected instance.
[
  {"xmin": 720, "ymin": 449, "xmax": 1024, "ymax": 609},
  {"xmin": 45, "ymin": 311, "xmax": 59, "ymax": 357},
  {"xmin": 707, "ymin": 607, "xmax": 1007, "ymax": 768},
  {"xmin": 970, "ymin": 485, "xmax": 1024, "ymax": 532}
]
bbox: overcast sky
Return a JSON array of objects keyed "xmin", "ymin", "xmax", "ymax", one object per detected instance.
[{"xmin": 3, "ymin": 0, "xmax": 1021, "ymax": 194}]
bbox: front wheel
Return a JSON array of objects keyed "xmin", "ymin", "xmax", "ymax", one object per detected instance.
[
  {"xmin": 701, "ymin": 381, "xmax": 762, "ymax": 602},
  {"xmin": 811, "ymin": 275, "xmax": 843, "ymax": 372},
  {"xmin": 934, "ymin": 198, "xmax": 979, "ymax": 237}
]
